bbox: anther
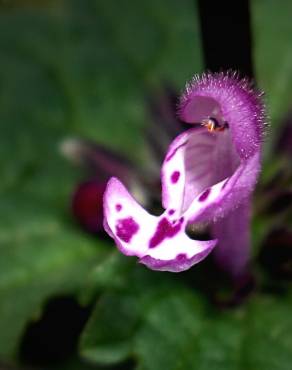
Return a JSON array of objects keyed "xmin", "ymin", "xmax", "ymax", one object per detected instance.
[{"xmin": 201, "ymin": 117, "xmax": 228, "ymax": 132}]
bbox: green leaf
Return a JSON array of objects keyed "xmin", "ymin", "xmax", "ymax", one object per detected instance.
[
  {"xmin": 134, "ymin": 289, "xmax": 204, "ymax": 370},
  {"xmin": 80, "ymin": 281, "xmax": 292, "ymax": 370},
  {"xmin": 80, "ymin": 268, "xmax": 176, "ymax": 365},
  {"xmin": 253, "ymin": 0, "xmax": 292, "ymax": 124}
]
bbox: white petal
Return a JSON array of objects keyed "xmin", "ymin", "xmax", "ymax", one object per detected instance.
[{"xmin": 103, "ymin": 177, "xmax": 216, "ymax": 271}]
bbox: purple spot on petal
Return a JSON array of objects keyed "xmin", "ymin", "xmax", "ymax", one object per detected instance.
[
  {"xmin": 116, "ymin": 217, "xmax": 139, "ymax": 243},
  {"xmin": 176, "ymin": 253, "xmax": 187, "ymax": 261},
  {"xmin": 199, "ymin": 188, "xmax": 211, "ymax": 202},
  {"xmin": 149, "ymin": 217, "xmax": 181, "ymax": 248},
  {"xmin": 171, "ymin": 171, "xmax": 180, "ymax": 184},
  {"xmin": 115, "ymin": 204, "xmax": 122, "ymax": 212},
  {"xmin": 166, "ymin": 141, "xmax": 187, "ymax": 162},
  {"xmin": 168, "ymin": 209, "xmax": 175, "ymax": 215},
  {"xmin": 179, "ymin": 217, "xmax": 184, "ymax": 223}
]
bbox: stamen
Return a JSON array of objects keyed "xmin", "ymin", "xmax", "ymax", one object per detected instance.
[{"xmin": 201, "ymin": 117, "xmax": 228, "ymax": 132}]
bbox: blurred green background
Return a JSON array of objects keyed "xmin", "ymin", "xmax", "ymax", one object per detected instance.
[{"xmin": 0, "ymin": 0, "xmax": 292, "ymax": 369}]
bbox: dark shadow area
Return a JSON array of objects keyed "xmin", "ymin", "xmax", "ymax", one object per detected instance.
[
  {"xmin": 197, "ymin": 0, "xmax": 254, "ymax": 77},
  {"xmin": 19, "ymin": 296, "xmax": 91, "ymax": 367}
]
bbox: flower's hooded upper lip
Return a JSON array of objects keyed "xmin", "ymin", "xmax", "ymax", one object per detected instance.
[
  {"xmin": 179, "ymin": 72, "xmax": 265, "ymax": 159},
  {"xmin": 103, "ymin": 173, "xmax": 217, "ymax": 273}
]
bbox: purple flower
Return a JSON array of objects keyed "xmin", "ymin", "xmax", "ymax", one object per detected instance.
[
  {"xmin": 103, "ymin": 72, "xmax": 266, "ymax": 274},
  {"xmin": 102, "ymin": 73, "xmax": 265, "ymax": 273}
]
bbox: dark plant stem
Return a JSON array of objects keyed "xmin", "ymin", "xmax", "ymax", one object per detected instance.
[
  {"xmin": 197, "ymin": 0, "xmax": 254, "ymax": 285},
  {"xmin": 197, "ymin": 0, "xmax": 254, "ymax": 78}
]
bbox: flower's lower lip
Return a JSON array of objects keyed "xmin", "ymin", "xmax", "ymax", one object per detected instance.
[
  {"xmin": 103, "ymin": 176, "xmax": 218, "ymax": 272},
  {"xmin": 139, "ymin": 243, "xmax": 216, "ymax": 272}
]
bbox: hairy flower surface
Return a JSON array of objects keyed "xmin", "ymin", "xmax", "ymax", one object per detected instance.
[{"xmin": 103, "ymin": 72, "xmax": 266, "ymax": 273}]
